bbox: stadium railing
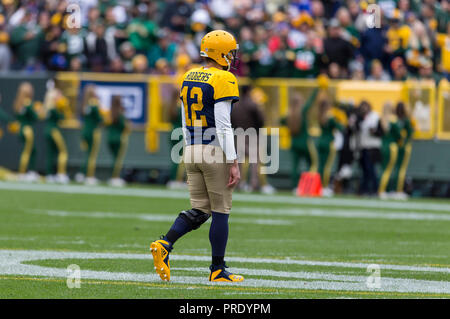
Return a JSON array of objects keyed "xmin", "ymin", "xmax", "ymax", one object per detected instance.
[{"xmin": 53, "ymin": 72, "xmax": 443, "ymax": 152}]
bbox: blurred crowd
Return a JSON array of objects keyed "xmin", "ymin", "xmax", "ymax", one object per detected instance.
[{"xmin": 0, "ymin": 0, "xmax": 448, "ymax": 81}]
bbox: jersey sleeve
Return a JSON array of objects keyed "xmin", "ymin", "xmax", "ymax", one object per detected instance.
[{"xmin": 213, "ymin": 72, "xmax": 239, "ymax": 104}]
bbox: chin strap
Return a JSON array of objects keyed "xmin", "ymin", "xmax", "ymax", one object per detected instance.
[{"xmin": 223, "ymin": 54, "xmax": 231, "ymax": 71}]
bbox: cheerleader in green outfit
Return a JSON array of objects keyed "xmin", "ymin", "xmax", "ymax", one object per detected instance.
[
  {"xmin": 287, "ymin": 88, "xmax": 319, "ymax": 191},
  {"xmin": 107, "ymin": 95, "xmax": 130, "ymax": 187},
  {"xmin": 43, "ymin": 87, "xmax": 70, "ymax": 184},
  {"xmin": 286, "ymin": 75, "xmax": 329, "ymax": 191},
  {"xmin": 13, "ymin": 82, "xmax": 40, "ymax": 182},
  {"xmin": 317, "ymin": 98, "xmax": 344, "ymax": 196},
  {"xmin": 392, "ymin": 102, "xmax": 414, "ymax": 199},
  {"xmin": 75, "ymin": 85, "xmax": 104, "ymax": 185},
  {"xmin": 377, "ymin": 102, "xmax": 401, "ymax": 199}
]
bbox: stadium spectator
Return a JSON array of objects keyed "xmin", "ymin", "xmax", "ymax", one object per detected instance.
[
  {"xmin": 367, "ymin": 59, "xmax": 391, "ymax": 81},
  {"xmin": 84, "ymin": 22, "xmax": 109, "ymax": 72},
  {"xmin": 0, "ymin": 17, "xmax": 11, "ymax": 72},
  {"xmin": 360, "ymin": 14, "xmax": 388, "ymax": 75},
  {"xmin": 119, "ymin": 41, "xmax": 136, "ymax": 73},
  {"xmin": 148, "ymin": 29, "xmax": 177, "ymax": 68},
  {"xmin": 0, "ymin": 0, "xmax": 446, "ymax": 81},
  {"xmin": 391, "ymin": 57, "xmax": 409, "ymax": 80},
  {"xmin": 131, "ymin": 54, "xmax": 148, "ymax": 73},
  {"xmin": 436, "ymin": 21, "xmax": 450, "ymax": 79},
  {"xmin": 127, "ymin": 3, "xmax": 157, "ymax": 54},
  {"xmin": 9, "ymin": 9, "xmax": 44, "ymax": 69},
  {"xmin": 385, "ymin": 9, "xmax": 411, "ymax": 61},
  {"xmin": 322, "ymin": 18, "xmax": 354, "ymax": 78}
]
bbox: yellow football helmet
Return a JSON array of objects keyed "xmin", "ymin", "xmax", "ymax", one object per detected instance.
[{"xmin": 200, "ymin": 30, "xmax": 239, "ymax": 70}]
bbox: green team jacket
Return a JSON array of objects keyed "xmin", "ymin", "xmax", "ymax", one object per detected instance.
[
  {"xmin": 16, "ymin": 104, "xmax": 38, "ymax": 137},
  {"xmin": 318, "ymin": 117, "xmax": 343, "ymax": 151},
  {"xmin": 381, "ymin": 120, "xmax": 401, "ymax": 149},
  {"xmin": 45, "ymin": 108, "xmax": 64, "ymax": 136},
  {"xmin": 107, "ymin": 115, "xmax": 127, "ymax": 145},
  {"xmin": 82, "ymin": 105, "xmax": 102, "ymax": 139},
  {"xmin": 397, "ymin": 118, "xmax": 414, "ymax": 148}
]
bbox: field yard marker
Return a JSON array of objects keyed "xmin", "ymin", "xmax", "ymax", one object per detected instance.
[
  {"xmin": 0, "ymin": 249, "xmax": 449, "ymax": 295},
  {"xmin": 1, "ymin": 182, "xmax": 450, "ymax": 212}
]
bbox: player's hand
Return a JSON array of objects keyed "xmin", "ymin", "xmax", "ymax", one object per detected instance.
[
  {"xmin": 227, "ymin": 160, "xmax": 240, "ymax": 188},
  {"xmin": 317, "ymin": 74, "xmax": 329, "ymax": 90},
  {"xmin": 7, "ymin": 121, "xmax": 20, "ymax": 134}
]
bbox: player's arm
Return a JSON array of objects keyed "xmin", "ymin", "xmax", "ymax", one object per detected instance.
[
  {"xmin": 302, "ymin": 88, "xmax": 319, "ymax": 116},
  {"xmin": 212, "ymin": 72, "xmax": 240, "ymax": 187},
  {"xmin": 180, "ymin": 100, "xmax": 189, "ymax": 145},
  {"xmin": 214, "ymin": 100, "xmax": 240, "ymax": 187},
  {"xmin": 214, "ymin": 100, "xmax": 237, "ymax": 162}
]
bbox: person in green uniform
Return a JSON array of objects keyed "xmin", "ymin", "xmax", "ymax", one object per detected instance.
[
  {"xmin": 0, "ymin": 94, "xmax": 20, "ymax": 143},
  {"xmin": 392, "ymin": 102, "xmax": 414, "ymax": 199},
  {"xmin": 377, "ymin": 102, "xmax": 402, "ymax": 198},
  {"xmin": 107, "ymin": 95, "xmax": 130, "ymax": 187},
  {"xmin": 317, "ymin": 98, "xmax": 344, "ymax": 194},
  {"xmin": 9, "ymin": 11, "xmax": 44, "ymax": 68},
  {"xmin": 13, "ymin": 82, "xmax": 40, "ymax": 182},
  {"xmin": 44, "ymin": 88, "xmax": 69, "ymax": 184},
  {"xmin": 292, "ymin": 35, "xmax": 320, "ymax": 79},
  {"xmin": 286, "ymin": 88, "xmax": 320, "ymax": 190},
  {"xmin": 76, "ymin": 85, "xmax": 104, "ymax": 185}
]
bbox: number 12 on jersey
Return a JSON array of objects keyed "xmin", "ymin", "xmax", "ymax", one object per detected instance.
[{"xmin": 181, "ymin": 85, "xmax": 207, "ymax": 127}]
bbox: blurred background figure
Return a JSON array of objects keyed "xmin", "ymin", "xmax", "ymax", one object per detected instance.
[
  {"xmin": 317, "ymin": 92, "xmax": 343, "ymax": 197},
  {"xmin": 367, "ymin": 59, "xmax": 391, "ymax": 81},
  {"xmin": 391, "ymin": 102, "xmax": 414, "ymax": 199},
  {"xmin": 285, "ymin": 88, "xmax": 319, "ymax": 192},
  {"xmin": 107, "ymin": 95, "xmax": 130, "ymax": 187},
  {"xmin": 43, "ymin": 84, "xmax": 70, "ymax": 184},
  {"xmin": 76, "ymin": 85, "xmax": 103, "ymax": 186},
  {"xmin": 391, "ymin": 57, "xmax": 408, "ymax": 81},
  {"xmin": 13, "ymin": 82, "xmax": 40, "ymax": 182},
  {"xmin": 231, "ymin": 85, "xmax": 275, "ymax": 194},
  {"xmin": 377, "ymin": 102, "xmax": 401, "ymax": 199}
]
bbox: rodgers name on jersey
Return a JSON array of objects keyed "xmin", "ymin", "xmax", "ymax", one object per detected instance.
[{"xmin": 180, "ymin": 66, "xmax": 239, "ymax": 146}]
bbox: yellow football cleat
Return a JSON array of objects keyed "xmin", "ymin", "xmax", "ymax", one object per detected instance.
[
  {"xmin": 209, "ymin": 264, "xmax": 244, "ymax": 282},
  {"xmin": 150, "ymin": 239, "xmax": 172, "ymax": 281}
]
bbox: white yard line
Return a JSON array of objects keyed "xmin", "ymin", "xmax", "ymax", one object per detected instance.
[
  {"xmin": 1, "ymin": 182, "xmax": 450, "ymax": 212},
  {"xmin": 0, "ymin": 250, "xmax": 448, "ymax": 294},
  {"xmin": 28, "ymin": 210, "xmax": 292, "ymax": 226},
  {"xmin": 233, "ymin": 207, "xmax": 450, "ymax": 221},
  {"xmin": 29, "ymin": 207, "xmax": 450, "ymax": 223}
]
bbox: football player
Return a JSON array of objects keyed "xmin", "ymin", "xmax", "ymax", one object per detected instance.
[{"xmin": 150, "ymin": 30, "xmax": 243, "ymax": 282}]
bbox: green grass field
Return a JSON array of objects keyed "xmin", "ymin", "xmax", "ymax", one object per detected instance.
[{"xmin": 0, "ymin": 181, "xmax": 449, "ymax": 299}]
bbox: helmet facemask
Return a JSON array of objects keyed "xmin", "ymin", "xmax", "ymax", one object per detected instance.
[{"xmin": 223, "ymin": 45, "xmax": 239, "ymax": 71}]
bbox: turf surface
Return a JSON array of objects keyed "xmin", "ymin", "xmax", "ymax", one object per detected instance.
[{"xmin": 0, "ymin": 181, "xmax": 449, "ymax": 298}]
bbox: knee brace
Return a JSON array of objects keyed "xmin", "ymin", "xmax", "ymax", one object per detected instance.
[{"xmin": 179, "ymin": 209, "xmax": 210, "ymax": 230}]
